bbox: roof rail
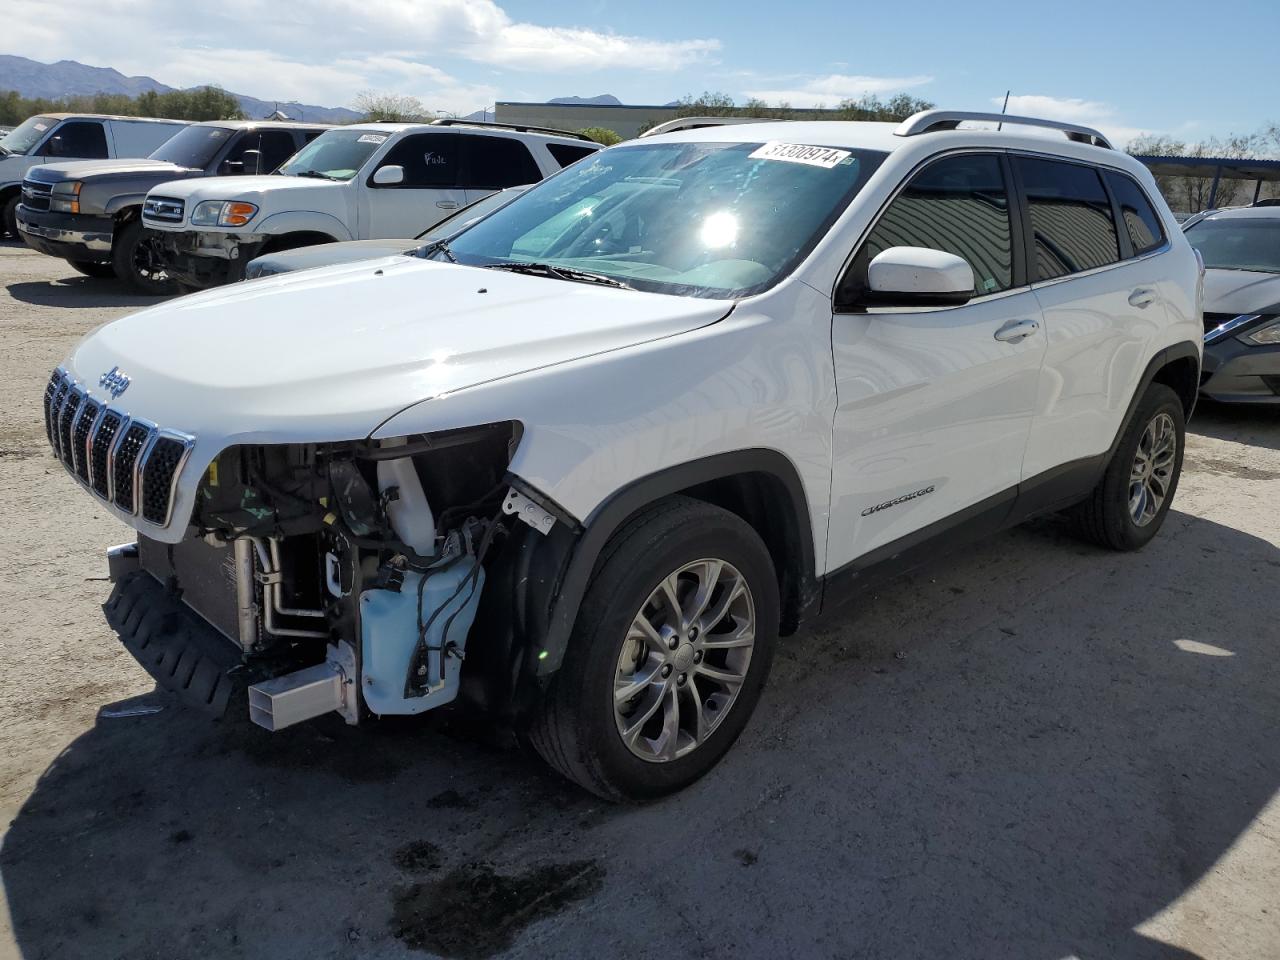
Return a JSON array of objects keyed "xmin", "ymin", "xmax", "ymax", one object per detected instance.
[
  {"xmin": 639, "ymin": 116, "xmax": 783, "ymax": 139},
  {"xmin": 894, "ymin": 110, "xmax": 1113, "ymax": 150},
  {"xmin": 428, "ymin": 118, "xmax": 596, "ymax": 143}
]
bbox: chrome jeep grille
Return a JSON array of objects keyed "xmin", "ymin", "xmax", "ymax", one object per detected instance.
[
  {"xmin": 142, "ymin": 196, "xmax": 184, "ymax": 223},
  {"xmin": 21, "ymin": 178, "xmax": 52, "ymax": 212},
  {"xmin": 42, "ymin": 368, "xmax": 195, "ymax": 527}
]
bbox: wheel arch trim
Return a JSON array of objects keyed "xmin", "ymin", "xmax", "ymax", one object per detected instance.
[{"xmin": 529, "ymin": 448, "xmax": 819, "ymax": 677}]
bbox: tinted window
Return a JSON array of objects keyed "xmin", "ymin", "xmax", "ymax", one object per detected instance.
[
  {"xmin": 859, "ymin": 153, "xmax": 1014, "ymax": 296},
  {"xmin": 150, "ymin": 125, "xmax": 233, "ymax": 167},
  {"xmin": 1016, "ymin": 157, "xmax": 1120, "ymax": 280},
  {"xmin": 376, "ymin": 133, "xmax": 459, "ymax": 188},
  {"xmin": 461, "ymin": 136, "xmax": 542, "ymax": 189},
  {"xmin": 43, "ymin": 121, "xmax": 108, "ymax": 159},
  {"xmin": 255, "ymin": 131, "xmax": 300, "ymax": 172},
  {"xmin": 1105, "ymin": 171, "xmax": 1165, "ymax": 256},
  {"xmin": 547, "ymin": 143, "xmax": 598, "ymax": 168}
]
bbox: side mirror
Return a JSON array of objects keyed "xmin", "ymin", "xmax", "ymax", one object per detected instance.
[
  {"xmin": 372, "ymin": 165, "xmax": 405, "ymax": 186},
  {"xmin": 865, "ymin": 247, "xmax": 975, "ymax": 307}
]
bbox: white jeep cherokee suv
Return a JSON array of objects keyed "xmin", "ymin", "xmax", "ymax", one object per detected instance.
[
  {"xmin": 44, "ymin": 111, "xmax": 1201, "ymax": 801},
  {"xmin": 140, "ymin": 119, "xmax": 601, "ymax": 289}
]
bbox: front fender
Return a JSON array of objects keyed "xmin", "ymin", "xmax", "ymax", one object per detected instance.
[
  {"xmin": 254, "ymin": 210, "xmax": 351, "ymax": 241},
  {"xmin": 371, "ymin": 278, "xmax": 839, "ymax": 673}
]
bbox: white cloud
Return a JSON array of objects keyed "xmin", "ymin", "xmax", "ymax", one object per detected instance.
[
  {"xmin": 744, "ymin": 73, "xmax": 932, "ymax": 108},
  {"xmin": 4, "ymin": 0, "xmax": 719, "ymax": 113},
  {"xmin": 992, "ymin": 94, "xmax": 1154, "ymax": 149}
]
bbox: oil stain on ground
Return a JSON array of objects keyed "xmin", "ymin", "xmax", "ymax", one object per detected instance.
[{"xmin": 391, "ymin": 859, "xmax": 604, "ymax": 958}]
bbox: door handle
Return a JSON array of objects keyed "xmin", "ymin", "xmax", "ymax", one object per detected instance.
[
  {"xmin": 1128, "ymin": 287, "xmax": 1158, "ymax": 308},
  {"xmin": 993, "ymin": 318, "xmax": 1040, "ymax": 343},
  {"xmin": 435, "ymin": 200, "xmax": 460, "ymax": 210}
]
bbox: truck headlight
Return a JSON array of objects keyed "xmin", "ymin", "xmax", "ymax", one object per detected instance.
[
  {"xmin": 49, "ymin": 180, "xmax": 82, "ymax": 214},
  {"xmin": 1239, "ymin": 316, "xmax": 1280, "ymax": 347},
  {"xmin": 189, "ymin": 200, "xmax": 259, "ymax": 228}
]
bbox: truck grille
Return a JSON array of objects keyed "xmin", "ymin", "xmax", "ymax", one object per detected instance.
[
  {"xmin": 21, "ymin": 178, "xmax": 52, "ymax": 212},
  {"xmin": 142, "ymin": 196, "xmax": 184, "ymax": 224},
  {"xmin": 43, "ymin": 368, "xmax": 195, "ymax": 528}
]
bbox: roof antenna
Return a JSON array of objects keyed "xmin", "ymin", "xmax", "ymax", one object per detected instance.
[{"xmin": 998, "ymin": 90, "xmax": 1010, "ymax": 131}]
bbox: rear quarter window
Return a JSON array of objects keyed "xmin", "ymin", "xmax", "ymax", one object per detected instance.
[
  {"xmin": 1105, "ymin": 171, "xmax": 1166, "ymax": 257},
  {"xmin": 547, "ymin": 142, "xmax": 600, "ymax": 168},
  {"xmin": 461, "ymin": 136, "xmax": 543, "ymax": 189}
]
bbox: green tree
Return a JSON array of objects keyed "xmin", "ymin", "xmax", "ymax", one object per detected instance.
[{"xmin": 577, "ymin": 126, "xmax": 622, "ymax": 145}]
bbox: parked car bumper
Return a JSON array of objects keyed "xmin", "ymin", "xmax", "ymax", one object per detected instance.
[
  {"xmin": 1200, "ymin": 336, "xmax": 1280, "ymax": 404},
  {"xmin": 150, "ymin": 228, "xmax": 268, "ymax": 289},
  {"xmin": 15, "ymin": 207, "xmax": 114, "ymax": 262}
]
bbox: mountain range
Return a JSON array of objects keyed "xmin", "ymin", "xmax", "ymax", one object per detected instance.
[{"xmin": 0, "ymin": 55, "xmax": 648, "ymax": 123}]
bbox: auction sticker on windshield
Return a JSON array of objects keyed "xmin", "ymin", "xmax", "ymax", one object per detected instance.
[
  {"xmin": 357, "ymin": 134, "xmax": 388, "ymax": 144},
  {"xmin": 749, "ymin": 142, "xmax": 852, "ymax": 169}
]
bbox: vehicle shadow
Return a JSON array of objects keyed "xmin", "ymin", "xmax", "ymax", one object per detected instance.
[
  {"xmin": 2, "ymin": 509, "xmax": 1277, "ymax": 959},
  {"xmin": 4, "ymin": 277, "xmax": 170, "ymax": 310},
  {"xmin": 1190, "ymin": 398, "xmax": 1280, "ymax": 452}
]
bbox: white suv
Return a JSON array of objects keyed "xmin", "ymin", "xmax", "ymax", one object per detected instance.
[
  {"xmin": 139, "ymin": 119, "xmax": 601, "ymax": 289},
  {"xmin": 43, "ymin": 111, "xmax": 1201, "ymax": 801}
]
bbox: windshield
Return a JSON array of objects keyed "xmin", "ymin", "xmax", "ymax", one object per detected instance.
[
  {"xmin": 0, "ymin": 115, "xmax": 57, "ymax": 156},
  {"xmin": 441, "ymin": 140, "xmax": 886, "ymax": 298},
  {"xmin": 1185, "ymin": 217, "xmax": 1280, "ymax": 274},
  {"xmin": 277, "ymin": 128, "xmax": 388, "ymax": 181},
  {"xmin": 148, "ymin": 124, "xmax": 234, "ymax": 167},
  {"xmin": 415, "ymin": 187, "xmax": 528, "ymax": 240}
]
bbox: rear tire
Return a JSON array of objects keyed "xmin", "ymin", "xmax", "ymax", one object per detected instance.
[
  {"xmin": 527, "ymin": 496, "xmax": 779, "ymax": 802},
  {"xmin": 1068, "ymin": 383, "xmax": 1185, "ymax": 551},
  {"xmin": 68, "ymin": 260, "xmax": 115, "ymax": 279},
  {"xmin": 111, "ymin": 219, "xmax": 177, "ymax": 295}
]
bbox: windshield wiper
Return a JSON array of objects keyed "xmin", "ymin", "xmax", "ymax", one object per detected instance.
[
  {"xmin": 290, "ymin": 170, "xmax": 341, "ymax": 181},
  {"xmin": 419, "ymin": 238, "xmax": 458, "ymax": 263},
  {"xmin": 484, "ymin": 261, "xmax": 633, "ymax": 290}
]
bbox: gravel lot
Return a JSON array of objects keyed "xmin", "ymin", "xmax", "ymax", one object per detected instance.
[{"xmin": 1, "ymin": 239, "xmax": 1278, "ymax": 960}]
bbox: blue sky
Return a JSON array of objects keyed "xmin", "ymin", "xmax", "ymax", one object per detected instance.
[{"xmin": 9, "ymin": 0, "xmax": 1278, "ymax": 146}]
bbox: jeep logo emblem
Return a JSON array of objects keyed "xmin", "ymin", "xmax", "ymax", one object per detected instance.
[{"xmin": 99, "ymin": 366, "xmax": 130, "ymax": 398}]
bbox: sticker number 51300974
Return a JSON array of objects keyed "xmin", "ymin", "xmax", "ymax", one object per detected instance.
[{"xmin": 748, "ymin": 142, "xmax": 853, "ymax": 169}]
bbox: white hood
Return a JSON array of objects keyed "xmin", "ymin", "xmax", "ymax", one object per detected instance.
[
  {"xmin": 1203, "ymin": 268, "xmax": 1280, "ymax": 315},
  {"xmin": 67, "ymin": 256, "xmax": 730, "ymax": 446}
]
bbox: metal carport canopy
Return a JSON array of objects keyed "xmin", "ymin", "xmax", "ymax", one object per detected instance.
[{"xmin": 1133, "ymin": 155, "xmax": 1280, "ymax": 208}]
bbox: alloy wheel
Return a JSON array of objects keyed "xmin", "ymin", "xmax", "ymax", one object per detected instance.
[
  {"xmin": 1129, "ymin": 411, "xmax": 1177, "ymax": 527},
  {"xmin": 613, "ymin": 558, "xmax": 756, "ymax": 763}
]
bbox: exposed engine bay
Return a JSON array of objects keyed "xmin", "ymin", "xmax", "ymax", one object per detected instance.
[{"xmin": 127, "ymin": 420, "xmax": 570, "ymax": 731}]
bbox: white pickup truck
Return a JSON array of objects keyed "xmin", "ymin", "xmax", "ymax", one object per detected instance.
[{"xmin": 141, "ymin": 119, "xmax": 601, "ymax": 289}]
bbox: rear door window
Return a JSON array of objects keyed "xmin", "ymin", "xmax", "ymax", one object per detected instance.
[
  {"xmin": 460, "ymin": 136, "xmax": 543, "ymax": 189},
  {"xmin": 256, "ymin": 131, "xmax": 301, "ymax": 172},
  {"xmin": 1015, "ymin": 157, "xmax": 1120, "ymax": 281},
  {"xmin": 374, "ymin": 133, "xmax": 459, "ymax": 188},
  {"xmin": 42, "ymin": 121, "xmax": 108, "ymax": 159},
  {"xmin": 1105, "ymin": 171, "xmax": 1166, "ymax": 257}
]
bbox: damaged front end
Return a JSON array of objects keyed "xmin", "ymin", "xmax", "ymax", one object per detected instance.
[{"xmin": 104, "ymin": 419, "xmax": 572, "ymax": 731}]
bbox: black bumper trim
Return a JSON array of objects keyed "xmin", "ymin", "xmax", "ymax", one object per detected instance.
[{"xmin": 103, "ymin": 571, "xmax": 248, "ymax": 718}]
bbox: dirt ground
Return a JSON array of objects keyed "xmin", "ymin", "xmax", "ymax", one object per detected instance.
[{"xmin": 1, "ymin": 239, "xmax": 1278, "ymax": 960}]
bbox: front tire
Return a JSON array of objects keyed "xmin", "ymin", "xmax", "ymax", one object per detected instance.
[
  {"xmin": 527, "ymin": 497, "xmax": 779, "ymax": 802},
  {"xmin": 68, "ymin": 259, "xmax": 115, "ymax": 279},
  {"xmin": 111, "ymin": 219, "xmax": 177, "ymax": 295},
  {"xmin": 2, "ymin": 195, "xmax": 19, "ymax": 240},
  {"xmin": 1068, "ymin": 383, "xmax": 1185, "ymax": 551}
]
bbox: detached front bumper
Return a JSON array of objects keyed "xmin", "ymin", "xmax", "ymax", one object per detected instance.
[
  {"xmin": 16, "ymin": 207, "xmax": 115, "ymax": 262},
  {"xmin": 147, "ymin": 227, "xmax": 267, "ymax": 289},
  {"xmin": 1201, "ymin": 337, "xmax": 1280, "ymax": 404}
]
